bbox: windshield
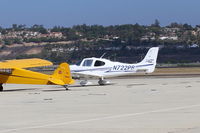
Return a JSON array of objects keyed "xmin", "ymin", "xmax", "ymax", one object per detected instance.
[
  {"xmin": 94, "ymin": 60, "xmax": 105, "ymax": 67},
  {"xmin": 82, "ymin": 59, "xmax": 93, "ymax": 67}
]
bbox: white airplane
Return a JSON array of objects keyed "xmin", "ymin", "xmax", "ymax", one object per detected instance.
[{"xmin": 70, "ymin": 47, "xmax": 159, "ymax": 86}]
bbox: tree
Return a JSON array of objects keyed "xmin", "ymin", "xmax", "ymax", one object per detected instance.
[
  {"xmin": 18, "ymin": 24, "xmax": 26, "ymax": 30},
  {"xmin": 51, "ymin": 26, "xmax": 62, "ymax": 32},
  {"xmin": 183, "ymin": 24, "xmax": 193, "ymax": 30},
  {"xmin": 30, "ymin": 24, "xmax": 48, "ymax": 34},
  {"xmin": 151, "ymin": 19, "xmax": 160, "ymax": 27},
  {"xmin": 167, "ymin": 22, "xmax": 182, "ymax": 28},
  {"xmin": 12, "ymin": 24, "xmax": 18, "ymax": 30}
]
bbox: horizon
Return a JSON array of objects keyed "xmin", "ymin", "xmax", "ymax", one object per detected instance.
[{"xmin": 0, "ymin": 22, "xmax": 198, "ymax": 29}]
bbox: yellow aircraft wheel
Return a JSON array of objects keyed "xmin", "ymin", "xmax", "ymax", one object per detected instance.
[
  {"xmin": 0, "ymin": 84, "xmax": 3, "ymax": 92},
  {"xmin": 63, "ymin": 85, "xmax": 69, "ymax": 90}
]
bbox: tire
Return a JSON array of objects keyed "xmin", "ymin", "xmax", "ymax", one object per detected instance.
[{"xmin": 0, "ymin": 85, "xmax": 3, "ymax": 92}]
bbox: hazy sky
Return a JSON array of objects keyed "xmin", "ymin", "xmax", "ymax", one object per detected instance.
[{"xmin": 0, "ymin": 0, "xmax": 200, "ymax": 28}]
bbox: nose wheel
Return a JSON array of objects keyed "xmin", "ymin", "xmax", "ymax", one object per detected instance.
[{"xmin": 80, "ymin": 80, "xmax": 92, "ymax": 86}]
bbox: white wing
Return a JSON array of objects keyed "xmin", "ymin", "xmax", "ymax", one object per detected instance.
[{"xmin": 72, "ymin": 71, "xmax": 103, "ymax": 78}]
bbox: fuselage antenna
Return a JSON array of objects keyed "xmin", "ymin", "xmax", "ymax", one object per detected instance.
[{"xmin": 100, "ymin": 53, "xmax": 106, "ymax": 59}]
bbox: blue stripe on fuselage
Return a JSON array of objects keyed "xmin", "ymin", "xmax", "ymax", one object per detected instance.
[
  {"xmin": 71, "ymin": 67, "xmax": 111, "ymax": 73},
  {"xmin": 71, "ymin": 64, "xmax": 154, "ymax": 73},
  {"xmin": 105, "ymin": 64, "xmax": 154, "ymax": 73}
]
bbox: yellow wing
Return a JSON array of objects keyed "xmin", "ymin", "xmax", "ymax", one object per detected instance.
[{"xmin": 0, "ymin": 58, "xmax": 53, "ymax": 69}]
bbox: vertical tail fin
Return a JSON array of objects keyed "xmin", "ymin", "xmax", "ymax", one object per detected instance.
[
  {"xmin": 50, "ymin": 63, "xmax": 74, "ymax": 85},
  {"xmin": 137, "ymin": 47, "xmax": 159, "ymax": 73}
]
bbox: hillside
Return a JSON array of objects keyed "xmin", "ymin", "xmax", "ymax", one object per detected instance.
[{"xmin": 0, "ymin": 22, "xmax": 200, "ymax": 63}]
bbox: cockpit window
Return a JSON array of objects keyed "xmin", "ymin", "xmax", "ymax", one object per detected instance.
[
  {"xmin": 82, "ymin": 59, "xmax": 93, "ymax": 66},
  {"xmin": 76, "ymin": 60, "xmax": 82, "ymax": 66},
  {"xmin": 94, "ymin": 60, "xmax": 105, "ymax": 67}
]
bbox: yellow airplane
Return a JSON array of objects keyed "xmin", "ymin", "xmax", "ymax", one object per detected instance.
[{"xmin": 0, "ymin": 58, "xmax": 74, "ymax": 91}]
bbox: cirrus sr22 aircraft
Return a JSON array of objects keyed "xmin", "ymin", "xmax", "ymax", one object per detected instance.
[{"xmin": 70, "ymin": 47, "xmax": 159, "ymax": 86}]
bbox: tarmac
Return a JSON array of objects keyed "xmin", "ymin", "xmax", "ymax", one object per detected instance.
[{"xmin": 1, "ymin": 76, "xmax": 200, "ymax": 133}]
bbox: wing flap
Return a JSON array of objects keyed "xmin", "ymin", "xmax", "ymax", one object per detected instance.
[{"xmin": 0, "ymin": 58, "xmax": 53, "ymax": 69}]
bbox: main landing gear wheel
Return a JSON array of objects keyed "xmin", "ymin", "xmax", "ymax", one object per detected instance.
[
  {"xmin": 63, "ymin": 85, "xmax": 69, "ymax": 90},
  {"xmin": 98, "ymin": 78, "xmax": 110, "ymax": 85},
  {"xmin": 0, "ymin": 84, "xmax": 3, "ymax": 92}
]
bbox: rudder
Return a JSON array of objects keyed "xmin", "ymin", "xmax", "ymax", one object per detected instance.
[
  {"xmin": 51, "ymin": 63, "xmax": 74, "ymax": 85},
  {"xmin": 140, "ymin": 47, "xmax": 159, "ymax": 65},
  {"xmin": 137, "ymin": 47, "xmax": 159, "ymax": 73}
]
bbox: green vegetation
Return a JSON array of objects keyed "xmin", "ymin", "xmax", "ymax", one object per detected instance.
[
  {"xmin": 0, "ymin": 21, "xmax": 200, "ymax": 63},
  {"xmin": 0, "ymin": 21, "xmax": 200, "ymax": 45}
]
